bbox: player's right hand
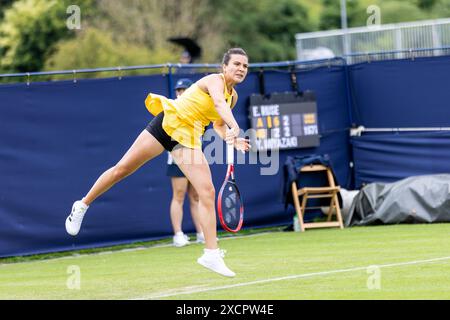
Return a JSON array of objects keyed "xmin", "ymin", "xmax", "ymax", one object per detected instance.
[{"xmin": 225, "ymin": 126, "xmax": 239, "ymax": 145}]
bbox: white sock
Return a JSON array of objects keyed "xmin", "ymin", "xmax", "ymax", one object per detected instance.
[
  {"xmin": 175, "ymin": 231, "xmax": 184, "ymax": 237},
  {"xmin": 204, "ymin": 248, "xmax": 219, "ymax": 255},
  {"xmin": 80, "ymin": 199, "xmax": 89, "ymax": 208},
  {"xmin": 197, "ymin": 232, "xmax": 204, "ymax": 238}
]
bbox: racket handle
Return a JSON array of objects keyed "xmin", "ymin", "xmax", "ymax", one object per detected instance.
[{"xmin": 226, "ymin": 127, "xmax": 234, "ymax": 165}]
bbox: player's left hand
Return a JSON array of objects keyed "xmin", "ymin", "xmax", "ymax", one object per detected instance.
[{"xmin": 234, "ymin": 137, "xmax": 251, "ymax": 153}]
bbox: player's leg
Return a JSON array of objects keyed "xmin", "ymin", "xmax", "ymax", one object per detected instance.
[
  {"xmin": 170, "ymin": 177, "xmax": 190, "ymax": 247},
  {"xmin": 171, "ymin": 146, "xmax": 235, "ymax": 277},
  {"xmin": 187, "ymin": 182, "xmax": 204, "ymax": 243},
  {"xmin": 83, "ymin": 130, "xmax": 165, "ymax": 205},
  {"xmin": 171, "ymin": 147, "xmax": 217, "ymax": 249},
  {"xmin": 66, "ymin": 130, "xmax": 165, "ymax": 236}
]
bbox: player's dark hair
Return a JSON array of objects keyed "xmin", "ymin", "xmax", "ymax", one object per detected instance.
[{"xmin": 222, "ymin": 48, "xmax": 248, "ymax": 65}]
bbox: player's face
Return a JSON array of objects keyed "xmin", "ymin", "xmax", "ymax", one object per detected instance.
[{"xmin": 223, "ymin": 54, "xmax": 249, "ymax": 84}]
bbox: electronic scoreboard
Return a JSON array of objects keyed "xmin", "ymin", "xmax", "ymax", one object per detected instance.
[{"xmin": 248, "ymin": 92, "xmax": 320, "ymax": 151}]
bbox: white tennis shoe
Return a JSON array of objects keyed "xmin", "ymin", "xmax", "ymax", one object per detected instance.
[
  {"xmin": 197, "ymin": 249, "xmax": 235, "ymax": 277},
  {"xmin": 173, "ymin": 232, "xmax": 190, "ymax": 247},
  {"xmin": 65, "ymin": 200, "xmax": 89, "ymax": 236}
]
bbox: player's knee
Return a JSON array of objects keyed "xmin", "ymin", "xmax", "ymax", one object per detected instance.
[
  {"xmin": 173, "ymin": 189, "xmax": 186, "ymax": 202},
  {"xmin": 112, "ymin": 164, "xmax": 132, "ymax": 181},
  {"xmin": 198, "ymin": 184, "xmax": 215, "ymax": 201}
]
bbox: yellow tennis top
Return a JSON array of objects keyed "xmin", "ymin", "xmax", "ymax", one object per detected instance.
[{"xmin": 144, "ymin": 74, "xmax": 235, "ymax": 149}]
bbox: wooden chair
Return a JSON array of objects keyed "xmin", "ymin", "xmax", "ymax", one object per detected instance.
[{"xmin": 291, "ymin": 164, "xmax": 344, "ymax": 231}]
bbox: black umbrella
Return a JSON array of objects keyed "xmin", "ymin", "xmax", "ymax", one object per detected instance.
[{"xmin": 168, "ymin": 37, "xmax": 202, "ymax": 61}]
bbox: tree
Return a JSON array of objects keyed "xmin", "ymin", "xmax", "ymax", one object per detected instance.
[
  {"xmin": 319, "ymin": 0, "xmax": 367, "ymax": 30},
  {"xmin": 91, "ymin": 0, "xmax": 225, "ymax": 63},
  {"xmin": 378, "ymin": 1, "xmax": 428, "ymax": 24},
  {"xmin": 214, "ymin": 0, "xmax": 312, "ymax": 62},
  {"xmin": 416, "ymin": 0, "xmax": 439, "ymax": 10},
  {"xmin": 91, "ymin": 0, "xmax": 312, "ymax": 63},
  {"xmin": 431, "ymin": 0, "xmax": 450, "ymax": 18},
  {"xmin": 0, "ymin": 0, "xmax": 15, "ymax": 19},
  {"xmin": 0, "ymin": 0, "xmax": 69, "ymax": 72},
  {"xmin": 44, "ymin": 28, "xmax": 177, "ymax": 76},
  {"xmin": 0, "ymin": 0, "xmax": 95, "ymax": 73},
  {"xmin": 0, "ymin": 0, "xmax": 68, "ymax": 72}
]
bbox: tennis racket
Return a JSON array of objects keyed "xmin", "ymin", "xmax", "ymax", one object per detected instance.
[{"xmin": 217, "ymin": 129, "xmax": 244, "ymax": 233}]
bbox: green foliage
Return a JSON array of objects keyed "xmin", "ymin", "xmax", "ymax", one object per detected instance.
[
  {"xmin": 90, "ymin": 0, "xmax": 225, "ymax": 63},
  {"xmin": 0, "ymin": 0, "xmax": 15, "ymax": 19},
  {"xmin": 317, "ymin": 0, "xmax": 450, "ymax": 31},
  {"xmin": 319, "ymin": 0, "xmax": 367, "ymax": 30},
  {"xmin": 0, "ymin": 0, "xmax": 71, "ymax": 72},
  {"xmin": 0, "ymin": 0, "xmax": 98, "ymax": 73},
  {"xmin": 378, "ymin": 1, "xmax": 428, "ymax": 24},
  {"xmin": 415, "ymin": 0, "xmax": 439, "ymax": 10},
  {"xmin": 428, "ymin": 0, "xmax": 450, "ymax": 17},
  {"xmin": 216, "ymin": 0, "xmax": 312, "ymax": 62},
  {"xmin": 44, "ymin": 28, "xmax": 178, "ymax": 77},
  {"xmin": 297, "ymin": 0, "xmax": 323, "ymax": 29},
  {"xmin": 2, "ymin": 0, "xmax": 450, "ymax": 76}
]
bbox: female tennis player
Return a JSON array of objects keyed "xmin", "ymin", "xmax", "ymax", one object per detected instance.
[{"xmin": 65, "ymin": 48, "xmax": 250, "ymax": 277}]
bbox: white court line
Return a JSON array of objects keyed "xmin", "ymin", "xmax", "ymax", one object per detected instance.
[{"xmin": 137, "ymin": 255, "xmax": 450, "ymax": 300}]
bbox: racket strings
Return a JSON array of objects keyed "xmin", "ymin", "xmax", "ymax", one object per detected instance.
[{"xmin": 222, "ymin": 184, "xmax": 241, "ymax": 228}]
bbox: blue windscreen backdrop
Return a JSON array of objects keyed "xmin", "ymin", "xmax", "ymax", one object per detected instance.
[
  {"xmin": 0, "ymin": 65, "xmax": 352, "ymax": 257},
  {"xmin": 351, "ymin": 132, "xmax": 450, "ymax": 187},
  {"xmin": 348, "ymin": 55, "xmax": 450, "ymax": 187}
]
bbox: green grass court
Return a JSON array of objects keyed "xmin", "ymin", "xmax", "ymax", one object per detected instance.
[{"xmin": 1, "ymin": 224, "xmax": 449, "ymax": 300}]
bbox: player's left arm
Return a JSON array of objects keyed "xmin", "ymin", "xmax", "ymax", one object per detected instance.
[
  {"xmin": 213, "ymin": 119, "xmax": 226, "ymax": 140},
  {"xmin": 213, "ymin": 91, "xmax": 250, "ymax": 152},
  {"xmin": 213, "ymin": 91, "xmax": 238, "ymax": 139}
]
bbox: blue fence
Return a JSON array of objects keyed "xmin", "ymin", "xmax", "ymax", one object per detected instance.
[
  {"xmin": 348, "ymin": 54, "xmax": 450, "ymax": 187},
  {"xmin": 0, "ymin": 58, "xmax": 354, "ymax": 257},
  {"xmin": 1, "ymin": 53, "xmax": 450, "ymax": 257}
]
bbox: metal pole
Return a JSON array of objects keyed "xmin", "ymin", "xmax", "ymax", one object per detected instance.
[
  {"xmin": 395, "ymin": 28, "xmax": 403, "ymax": 59},
  {"xmin": 340, "ymin": 0, "xmax": 348, "ymax": 30},
  {"xmin": 432, "ymin": 24, "xmax": 442, "ymax": 56},
  {"xmin": 341, "ymin": 0, "xmax": 351, "ymax": 59},
  {"xmin": 167, "ymin": 64, "xmax": 174, "ymax": 99}
]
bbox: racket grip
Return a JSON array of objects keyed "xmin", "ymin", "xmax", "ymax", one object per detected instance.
[{"xmin": 226, "ymin": 127, "xmax": 234, "ymax": 165}]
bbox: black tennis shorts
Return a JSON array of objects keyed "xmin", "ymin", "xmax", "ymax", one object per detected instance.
[{"xmin": 145, "ymin": 112, "xmax": 180, "ymax": 152}]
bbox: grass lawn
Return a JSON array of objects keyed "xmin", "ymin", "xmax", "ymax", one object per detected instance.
[{"xmin": 1, "ymin": 224, "xmax": 449, "ymax": 300}]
